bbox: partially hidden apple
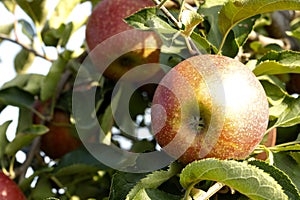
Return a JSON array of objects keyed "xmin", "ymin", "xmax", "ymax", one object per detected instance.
[
  {"xmin": 0, "ymin": 172, "xmax": 26, "ymax": 200},
  {"xmin": 85, "ymin": 0, "xmax": 162, "ymax": 82},
  {"xmin": 151, "ymin": 54, "xmax": 269, "ymax": 164},
  {"xmin": 33, "ymin": 101, "xmax": 82, "ymax": 159}
]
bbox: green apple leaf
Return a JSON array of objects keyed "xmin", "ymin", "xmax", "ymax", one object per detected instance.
[
  {"xmin": 248, "ymin": 159, "xmax": 300, "ymax": 199},
  {"xmin": 109, "ymin": 172, "xmax": 148, "ymax": 200},
  {"xmin": 126, "ymin": 163, "xmax": 182, "ymax": 200},
  {"xmin": 272, "ymin": 97, "xmax": 300, "ymax": 128},
  {"xmin": 132, "ymin": 188, "xmax": 181, "ymax": 200},
  {"xmin": 40, "ymin": 52, "xmax": 71, "ymax": 101},
  {"xmin": 180, "ymin": 158, "xmax": 288, "ymax": 200},
  {"xmin": 274, "ymin": 152, "xmax": 300, "ymax": 191},
  {"xmin": 254, "ymin": 50, "xmax": 300, "ymax": 76},
  {"xmin": 0, "ymin": 87, "xmax": 35, "ymax": 109},
  {"xmin": 0, "ymin": 121, "xmax": 11, "ymax": 158},
  {"xmin": 29, "ymin": 176, "xmax": 54, "ymax": 200},
  {"xmin": 54, "ymin": 164, "xmax": 101, "ymax": 177},
  {"xmin": 0, "ymin": 23, "xmax": 14, "ymax": 42},
  {"xmin": 218, "ymin": 0, "xmax": 300, "ymax": 41},
  {"xmin": 14, "ymin": 49, "xmax": 35, "ymax": 74},
  {"xmin": 258, "ymin": 75, "xmax": 289, "ymax": 106},
  {"xmin": 19, "ymin": 167, "xmax": 54, "ymax": 191},
  {"xmin": 124, "ymin": 7, "xmax": 178, "ymax": 43},
  {"xmin": 2, "ymin": 73, "xmax": 44, "ymax": 95},
  {"xmin": 18, "ymin": 19, "xmax": 35, "ymax": 41},
  {"xmin": 15, "ymin": 0, "xmax": 47, "ymax": 26},
  {"xmin": 200, "ymin": 0, "xmax": 259, "ymax": 56},
  {"xmin": 5, "ymin": 125, "xmax": 48, "ymax": 156},
  {"xmin": 41, "ymin": 23, "xmax": 74, "ymax": 47},
  {"xmin": 55, "ymin": 148, "xmax": 109, "ymax": 172}
]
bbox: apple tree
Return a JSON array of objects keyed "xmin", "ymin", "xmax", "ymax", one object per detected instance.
[{"xmin": 0, "ymin": 0, "xmax": 300, "ymax": 199}]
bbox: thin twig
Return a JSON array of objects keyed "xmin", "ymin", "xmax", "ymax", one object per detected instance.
[
  {"xmin": 152, "ymin": 0, "xmax": 182, "ymax": 29},
  {"xmin": 16, "ymin": 137, "xmax": 41, "ymax": 184},
  {"xmin": 0, "ymin": 33, "xmax": 54, "ymax": 62}
]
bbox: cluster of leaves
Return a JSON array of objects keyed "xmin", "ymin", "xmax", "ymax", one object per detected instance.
[{"xmin": 0, "ymin": 0, "xmax": 300, "ymax": 199}]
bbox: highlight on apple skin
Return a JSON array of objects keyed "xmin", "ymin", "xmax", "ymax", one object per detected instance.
[
  {"xmin": 151, "ymin": 54, "xmax": 269, "ymax": 164},
  {"xmin": 85, "ymin": 0, "xmax": 162, "ymax": 82}
]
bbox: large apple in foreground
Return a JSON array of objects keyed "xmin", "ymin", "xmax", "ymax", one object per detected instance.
[
  {"xmin": 85, "ymin": 0, "xmax": 162, "ymax": 82},
  {"xmin": 151, "ymin": 54, "xmax": 269, "ymax": 164},
  {"xmin": 0, "ymin": 172, "xmax": 26, "ymax": 200}
]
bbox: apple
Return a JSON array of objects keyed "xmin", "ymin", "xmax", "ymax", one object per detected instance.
[
  {"xmin": 0, "ymin": 172, "xmax": 26, "ymax": 200},
  {"xmin": 85, "ymin": 0, "xmax": 162, "ymax": 82},
  {"xmin": 151, "ymin": 54, "xmax": 269, "ymax": 164},
  {"xmin": 33, "ymin": 101, "xmax": 82, "ymax": 159}
]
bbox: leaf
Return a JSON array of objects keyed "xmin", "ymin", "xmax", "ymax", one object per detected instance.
[
  {"xmin": 109, "ymin": 172, "xmax": 148, "ymax": 200},
  {"xmin": 218, "ymin": 0, "xmax": 300, "ymax": 38},
  {"xmin": 254, "ymin": 50, "xmax": 300, "ymax": 76},
  {"xmin": 55, "ymin": 147, "xmax": 109, "ymax": 173},
  {"xmin": 249, "ymin": 159, "xmax": 300, "ymax": 200},
  {"xmin": 30, "ymin": 176, "xmax": 54, "ymax": 200},
  {"xmin": 15, "ymin": 0, "xmax": 47, "ymax": 26},
  {"xmin": 1, "ymin": 0, "xmax": 16, "ymax": 13},
  {"xmin": 0, "ymin": 120, "xmax": 11, "ymax": 158},
  {"xmin": 126, "ymin": 163, "xmax": 182, "ymax": 199},
  {"xmin": 200, "ymin": 0, "xmax": 225, "ymax": 48},
  {"xmin": 0, "ymin": 23, "xmax": 14, "ymax": 42},
  {"xmin": 99, "ymin": 104, "xmax": 113, "ymax": 145},
  {"xmin": 274, "ymin": 152, "xmax": 300, "ymax": 191},
  {"xmin": 54, "ymin": 164, "xmax": 101, "ymax": 177},
  {"xmin": 125, "ymin": 7, "xmax": 191, "ymax": 53},
  {"xmin": 0, "ymin": 87, "xmax": 35, "ymax": 109},
  {"xmin": 132, "ymin": 188, "xmax": 181, "ymax": 200},
  {"xmin": 40, "ymin": 53, "xmax": 69, "ymax": 101},
  {"xmin": 14, "ymin": 49, "xmax": 35, "ymax": 74},
  {"xmin": 180, "ymin": 10, "xmax": 204, "ymax": 37},
  {"xmin": 180, "ymin": 158, "xmax": 288, "ymax": 200},
  {"xmin": 258, "ymin": 75, "xmax": 289, "ymax": 106},
  {"xmin": 49, "ymin": 0, "xmax": 80, "ymax": 29},
  {"xmin": 19, "ymin": 167, "xmax": 54, "ymax": 191},
  {"xmin": 41, "ymin": 23, "xmax": 74, "ymax": 47},
  {"xmin": 2, "ymin": 73, "xmax": 44, "ymax": 95},
  {"xmin": 19, "ymin": 19, "xmax": 35, "ymax": 41},
  {"xmin": 5, "ymin": 125, "xmax": 48, "ymax": 156},
  {"xmin": 272, "ymin": 97, "xmax": 300, "ymax": 128}
]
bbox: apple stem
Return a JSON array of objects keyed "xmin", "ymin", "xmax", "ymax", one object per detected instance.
[
  {"xmin": 152, "ymin": 0, "xmax": 182, "ymax": 29},
  {"xmin": 197, "ymin": 182, "xmax": 225, "ymax": 200}
]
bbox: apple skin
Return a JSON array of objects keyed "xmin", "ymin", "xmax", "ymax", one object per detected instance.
[
  {"xmin": 151, "ymin": 54, "xmax": 269, "ymax": 164},
  {"xmin": 33, "ymin": 102, "xmax": 82, "ymax": 159},
  {"xmin": 85, "ymin": 0, "xmax": 162, "ymax": 82},
  {"xmin": 0, "ymin": 172, "xmax": 26, "ymax": 200}
]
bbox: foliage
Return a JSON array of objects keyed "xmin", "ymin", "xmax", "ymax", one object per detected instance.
[{"xmin": 0, "ymin": 0, "xmax": 300, "ymax": 199}]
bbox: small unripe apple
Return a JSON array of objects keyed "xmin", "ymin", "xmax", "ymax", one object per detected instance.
[
  {"xmin": 0, "ymin": 172, "xmax": 26, "ymax": 200},
  {"xmin": 151, "ymin": 54, "xmax": 269, "ymax": 164},
  {"xmin": 85, "ymin": 0, "xmax": 162, "ymax": 82},
  {"xmin": 33, "ymin": 102, "xmax": 82, "ymax": 159}
]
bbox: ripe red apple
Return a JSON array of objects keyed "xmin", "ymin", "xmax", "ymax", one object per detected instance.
[
  {"xmin": 151, "ymin": 54, "xmax": 269, "ymax": 164},
  {"xmin": 85, "ymin": 0, "xmax": 162, "ymax": 82},
  {"xmin": 0, "ymin": 172, "xmax": 26, "ymax": 200},
  {"xmin": 33, "ymin": 102, "xmax": 82, "ymax": 159}
]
